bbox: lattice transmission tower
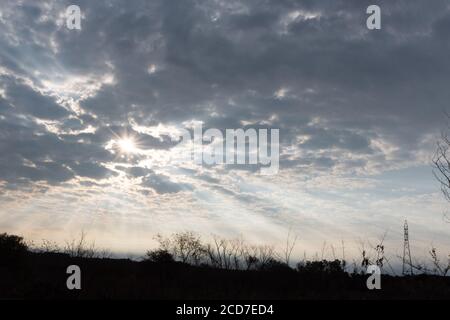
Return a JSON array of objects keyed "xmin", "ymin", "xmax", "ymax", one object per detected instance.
[{"xmin": 402, "ymin": 220, "xmax": 413, "ymax": 275}]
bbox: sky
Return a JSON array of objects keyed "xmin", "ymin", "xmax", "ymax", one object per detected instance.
[{"xmin": 0, "ymin": 0, "xmax": 449, "ymax": 265}]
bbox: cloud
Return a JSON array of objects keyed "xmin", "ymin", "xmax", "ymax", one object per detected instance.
[
  {"xmin": 2, "ymin": 76, "xmax": 70, "ymax": 120},
  {"xmin": 0, "ymin": 0, "xmax": 449, "ymax": 257},
  {"xmin": 1, "ymin": 0, "xmax": 447, "ymax": 186},
  {"xmin": 141, "ymin": 172, "xmax": 193, "ymax": 194}
]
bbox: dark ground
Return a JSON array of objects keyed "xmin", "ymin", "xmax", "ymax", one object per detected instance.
[{"xmin": 1, "ymin": 251, "xmax": 450, "ymax": 299}]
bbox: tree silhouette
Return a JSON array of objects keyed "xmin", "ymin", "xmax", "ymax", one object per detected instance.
[
  {"xmin": 0, "ymin": 233, "xmax": 28, "ymax": 266},
  {"xmin": 433, "ymin": 123, "xmax": 450, "ymax": 219}
]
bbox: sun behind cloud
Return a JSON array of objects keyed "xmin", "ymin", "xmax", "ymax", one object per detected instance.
[{"xmin": 117, "ymin": 138, "xmax": 137, "ymax": 154}]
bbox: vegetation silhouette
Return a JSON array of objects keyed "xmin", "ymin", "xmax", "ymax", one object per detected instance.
[{"xmin": 1, "ymin": 231, "xmax": 450, "ymax": 299}]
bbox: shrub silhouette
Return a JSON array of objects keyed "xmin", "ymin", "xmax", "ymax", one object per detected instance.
[
  {"xmin": 155, "ymin": 232, "xmax": 207, "ymax": 265},
  {"xmin": 297, "ymin": 259, "xmax": 345, "ymax": 275},
  {"xmin": 0, "ymin": 233, "xmax": 28, "ymax": 266},
  {"xmin": 146, "ymin": 249, "xmax": 175, "ymax": 263},
  {"xmin": 259, "ymin": 258, "xmax": 292, "ymax": 272},
  {"xmin": 64, "ymin": 231, "xmax": 97, "ymax": 258}
]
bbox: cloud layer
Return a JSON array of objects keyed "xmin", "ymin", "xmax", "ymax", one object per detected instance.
[{"xmin": 0, "ymin": 0, "xmax": 449, "ymax": 257}]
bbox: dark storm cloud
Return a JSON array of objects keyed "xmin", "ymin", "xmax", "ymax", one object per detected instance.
[{"xmin": 0, "ymin": 0, "xmax": 449, "ymax": 188}]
